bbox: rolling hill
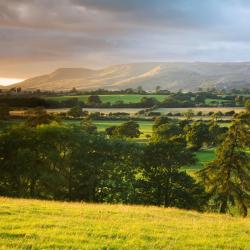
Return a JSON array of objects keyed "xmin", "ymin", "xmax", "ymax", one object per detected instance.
[
  {"xmin": 12, "ymin": 62, "xmax": 250, "ymax": 91},
  {"xmin": 0, "ymin": 197, "xmax": 249, "ymax": 249}
]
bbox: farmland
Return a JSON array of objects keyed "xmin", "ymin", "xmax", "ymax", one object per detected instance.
[
  {"xmin": 0, "ymin": 197, "xmax": 249, "ymax": 250},
  {"xmin": 155, "ymin": 107, "xmax": 245, "ymax": 114},
  {"xmin": 9, "ymin": 106, "xmax": 245, "ymax": 117},
  {"xmin": 45, "ymin": 94, "xmax": 168, "ymax": 104}
]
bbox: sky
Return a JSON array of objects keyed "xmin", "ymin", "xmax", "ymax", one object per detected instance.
[{"xmin": 1, "ymin": 0, "xmax": 250, "ymax": 84}]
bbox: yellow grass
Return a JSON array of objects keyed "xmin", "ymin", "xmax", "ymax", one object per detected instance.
[{"xmin": 0, "ymin": 197, "xmax": 249, "ymax": 249}]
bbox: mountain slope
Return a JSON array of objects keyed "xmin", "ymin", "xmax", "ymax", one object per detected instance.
[
  {"xmin": 1, "ymin": 197, "xmax": 249, "ymax": 249},
  {"xmin": 12, "ymin": 62, "xmax": 250, "ymax": 91}
]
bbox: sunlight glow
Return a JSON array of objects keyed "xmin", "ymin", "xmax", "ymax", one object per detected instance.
[{"xmin": 0, "ymin": 78, "xmax": 23, "ymax": 86}]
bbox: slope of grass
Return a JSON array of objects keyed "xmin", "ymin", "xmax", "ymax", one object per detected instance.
[{"xmin": 0, "ymin": 197, "xmax": 249, "ymax": 250}]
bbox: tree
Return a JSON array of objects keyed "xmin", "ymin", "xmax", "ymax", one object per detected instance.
[
  {"xmin": 155, "ymin": 85, "xmax": 161, "ymax": 93},
  {"xmin": 142, "ymin": 141, "xmax": 197, "ymax": 207},
  {"xmin": 186, "ymin": 121, "xmax": 210, "ymax": 150},
  {"xmin": 245, "ymin": 99, "xmax": 250, "ymax": 112},
  {"xmin": 80, "ymin": 119, "xmax": 97, "ymax": 133},
  {"xmin": 105, "ymin": 126, "xmax": 117, "ymax": 137},
  {"xmin": 0, "ymin": 104, "xmax": 10, "ymax": 120},
  {"xmin": 0, "ymin": 126, "xmax": 43, "ymax": 197},
  {"xmin": 70, "ymin": 87, "xmax": 77, "ymax": 93},
  {"xmin": 97, "ymin": 139, "xmax": 143, "ymax": 204},
  {"xmin": 152, "ymin": 116, "xmax": 172, "ymax": 131},
  {"xmin": 106, "ymin": 121, "xmax": 141, "ymax": 139},
  {"xmin": 67, "ymin": 105, "xmax": 83, "ymax": 118},
  {"xmin": 212, "ymin": 111, "xmax": 223, "ymax": 122},
  {"xmin": 152, "ymin": 123, "xmax": 183, "ymax": 142},
  {"xmin": 184, "ymin": 109, "xmax": 194, "ymax": 120},
  {"xmin": 208, "ymin": 121, "xmax": 228, "ymax": 146},
  {"xmin": 198, "ymin": 112, "xmax": 250, "ymax": 217},
  {"xmin": 87, "ymin": 95, "xmax": 102, "ymax": 105},
  {"xmin": 136, "ymin": 86, "xmax": 144, "ymax": 94},
  {"xmin": 140, "ymin": 97, "xmax": 158, "ymax": 107},
  {"xmin": 25, "ymin": 107, "xmax": 59, "ymax": 127}
]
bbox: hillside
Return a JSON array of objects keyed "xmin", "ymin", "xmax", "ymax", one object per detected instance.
[
  {"xmin": 12, "ymin": 62, "xmax": 250, "ymax": 91},
  {"xmin": 0, "ymin": 197, "xmax": 249, "ymax": 249}
]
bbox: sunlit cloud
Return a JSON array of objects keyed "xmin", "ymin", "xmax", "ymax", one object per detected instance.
[
  {"xmin": 0, "ymin": 78, "xmax": 23, "ymax": 86},
  {"xmin": 0, "ymin": 0, "xmax": 250, "ymax": 79}
]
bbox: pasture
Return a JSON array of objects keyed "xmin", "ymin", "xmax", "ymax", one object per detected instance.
[
  {"xmin": 0, "ymin": 197, "xmax": 249, "ymax": 250},
  {"xmin": 45, "ymin": 94, "xmax": 168, "ymax": 104}
]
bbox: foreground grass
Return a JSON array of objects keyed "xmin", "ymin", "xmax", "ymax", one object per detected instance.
[{"xmin": 0, "ymin": 197, "xmax": 249, "ymax": 250}]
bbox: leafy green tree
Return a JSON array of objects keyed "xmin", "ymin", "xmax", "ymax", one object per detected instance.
[
  {"xmin": 0, "ymin": 104, "xmax": 10, "ymax": 120},
  {"xmin": 152, "ymin": 123, "xmax": 183, "ymax": 142},
  {"xmin": 87, "ymin": 95, "xmax": 102, "ymax": 105},
  {"xmin": 140, "ymin": 97, "xmax": 158, "ymax": 107},
  {"xmin": 0, "ymin": 126, "xmax": 43, "ymax": 197},
  {"xmin": 163, "ymin": 96, "xmax": 179, "ymax": 107},
  {"xmin": 97, "ymin": 139, "xmax": 143, "ymax": 204},
  {"xmin": 105, "ymin": 126, "xmax": 117, "ymax": 137},
  {"xmin": 152, "ymin": 116, "xmax": 172, "ymax": 131},
  {"xmin": 186, "ymin": 121, "xmax": 210, "ymax": 150},
  {"xmin": 67, "ymin": 105, "xmax": 83, "ymax": 118},
  {"xmin": 107, "ymin": 121, "xmax": 141, "ymax": 139},
  {"xmin": 198, "ymin": 112, "xmax": 250, "ymax": 217},
  {"xmin": 80, "ymin": 119, "xmax": 97, "ymax": 133},
  {"xmin": 208, "ymin": 121, "xmax": 228, "ymax": 146},
  {"xmin": 212, "ymin": 111, "xmax": 223, "ymax": 122},
  {"xmin": 142, "ymin": 141, "xmax": 196, "ymax": 207},
  {"xmin": 25, "ymin": 107, "xmax": 59, "ymax": 127},
  {"xmin": 136, "ymin": 86, "xmax": 144, "ymax": 94},
  {"xmin": 155, "ymin": 85, "xmax": 161, "ymax": 93},
  {"xmin": 245, "ymin": 99, "xmax": 250, "ymax": 112},
  {"xmin": 184, "ymin": 109, "xmax": 194, "ymax": 120}
]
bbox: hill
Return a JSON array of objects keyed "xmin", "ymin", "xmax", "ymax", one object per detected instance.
[
  {"xmin": 12, "ymin": 62, "xmax": 250, "ymax": 91},
  {"xmin": 0, "ymin": 197, "xmax": 249, "ymax": 249}
]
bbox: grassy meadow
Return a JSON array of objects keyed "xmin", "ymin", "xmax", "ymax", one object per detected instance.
[{"xmin": 0, "ymin": 197, "xmax": 249, "ymax": 250}]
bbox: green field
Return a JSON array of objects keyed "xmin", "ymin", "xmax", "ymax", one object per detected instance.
[
  {"xmin": 62, "ymin": 120, "xmax": 154, "ymax": 138},
  {"xmin": 45, "ymin": 94, "xmax": 168, "ymax": 104},
  {"xmin": 0, "ymin": 197, "xmax": 249, "ymax": 250},
  {"xmin": 95, "ymin": 120, "xmax": 153, "ymax": 136}
]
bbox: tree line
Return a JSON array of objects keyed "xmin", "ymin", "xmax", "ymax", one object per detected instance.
[
  {"xmin": 0, "ymin": 107, "xmax": 249, "ymax": 216},
  {"xmin": 0, "ymin": 124, "xmax": 207, "ymax": 210}
]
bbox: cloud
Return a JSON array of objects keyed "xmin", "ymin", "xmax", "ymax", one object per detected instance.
[{"xmin": 0, "ymin": 0, "xmax": 250, "ymax": 78}]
